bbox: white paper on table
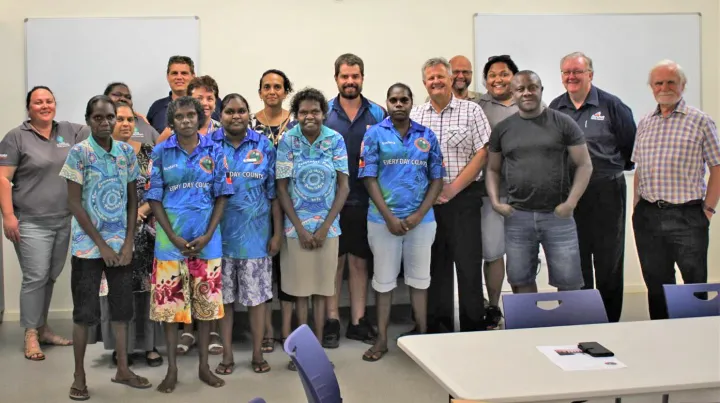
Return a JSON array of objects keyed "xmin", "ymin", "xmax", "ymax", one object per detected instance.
[{"xmin": 537, "ymin": 345, "xmax": 627, "ymax": 371}]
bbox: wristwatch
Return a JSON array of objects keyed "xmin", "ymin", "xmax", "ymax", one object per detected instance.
[{"xmin": 703, "ymin": 203, "xmax": 716, "ymax": 215}]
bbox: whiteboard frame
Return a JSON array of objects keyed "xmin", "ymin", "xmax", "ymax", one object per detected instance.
[
  {"xmin": 23, "ymin": 16, "xmax": 201, "ymax": 95},
  {"xmin": 471, "ymin": 12, "xmax": 703, "ymax": 109}
]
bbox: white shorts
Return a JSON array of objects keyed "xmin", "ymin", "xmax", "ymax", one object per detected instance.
[
  {"xmin": 367, "ymin": 221, "xmax": 436, "ymax": 293},
  {"xmin": 481, "ymin": 196, "xmax": 506, "ymax": 261}
]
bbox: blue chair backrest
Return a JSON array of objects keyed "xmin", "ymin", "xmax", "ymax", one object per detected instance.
[
  {"xmin": 248, "ymin": 399, "xmax": 266, "ymax": 403},
  {"xmin": 664, "ymin": 283, "xmax": 720, "ymax": 318},
  {"xmin": 503, "ymin": 290, "xmax": 609, "ymax": 329},
  {"xmin": 284, "ymin": 324, "xmax": 342, "ymax": 403}
]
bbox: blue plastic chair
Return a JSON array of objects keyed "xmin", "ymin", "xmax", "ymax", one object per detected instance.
[
  {"xmin": 502, "ymin": 289, "xmax": 609, "ymax": 329},
  {"xmin": 248, "ymin": 399, "xmax": 266, "ymax": 403},
  {"xmin": 663, "ymin": 283, "xmax": 720, "ymax": 318},
  {"xmin": 284, "ymin": 324, "xmax": 342, "ymax": 403}
]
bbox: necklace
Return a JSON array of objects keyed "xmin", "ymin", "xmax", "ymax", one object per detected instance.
[{"xmin": 260, "ymin": 109, "xmax": 288, "ymax": 127}]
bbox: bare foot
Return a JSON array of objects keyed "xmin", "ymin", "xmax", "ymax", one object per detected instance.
[
  {"xmin": 199, "ymin": 365, "xmax": 225, "ymax": 388},
  {"xmin": 71, "ymin": 372, "xmax": 87, "ymax": 392},
  {"xmin": 157, "ymin": 369, "xmax": 178, "ymax": 393}
]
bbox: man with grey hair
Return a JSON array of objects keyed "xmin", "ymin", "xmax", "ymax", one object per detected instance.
[
  {"xmin": 632, "ymin": 59, "xmax": 720, "ymax": 320},
  {"xmin": 548, "ymin": 51, "xmax": 636, "ymax": 322},
  {"xmin": 409, "ymin": 57, "xmax": 491, "ymax": 333}
]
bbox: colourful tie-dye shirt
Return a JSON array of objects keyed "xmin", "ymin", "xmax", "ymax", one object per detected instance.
[
  {"xmin": 145, "ymin": 133, "xmax": 234, "ymax": 260},
  {"xmin": 212, "ymin": 128, "xmax": 277, "ymax": 259},
  {"xmin": 358, "ymin": 118, "xmax": 444, "ymax": 224},
  {"xmin": 275, "ymin": 125, "xmax": 348, "ymax": 238},
  {"xmin": 59, "ymin": 136, "xmax": 140, "ymax": 258}
]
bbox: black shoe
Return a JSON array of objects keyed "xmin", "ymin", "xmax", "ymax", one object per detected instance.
[
  {"xmin": 485, "ymin": 305, "xmax": 503, "ymax": 329},
  {"xmin": 111, "ymin": 351, "xmax": 133, "ymax": 367},
  {"xmin": 322, "ymin": 319, "xmax": 341, "ymax": 349},
  {"xmin": 345, "ymin": 317, "xmax": 377, "ymax": 345},
  {"xmin": 145, "ymin": 348, "xmax": 163, "ymax": 367}
]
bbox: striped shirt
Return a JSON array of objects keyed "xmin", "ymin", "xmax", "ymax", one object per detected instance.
[
  {"xmin": 410, "ymin": 96, "xmax": 491, "ymax": 183},
  {"xmin": 632, "ymin": 98, "xmax": 720, "ymax": 204}
]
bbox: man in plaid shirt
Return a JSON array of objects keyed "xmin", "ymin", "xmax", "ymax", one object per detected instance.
[
  {"xmin": 632, "ymin": 60, "xmax": 720, "ymax": 320},
  {"xmin": 410, "ymin": 57, "xmax": 491, "ymax": 333}
]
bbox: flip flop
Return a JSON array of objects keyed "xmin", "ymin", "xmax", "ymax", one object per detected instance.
[
  {"xmin": 251, "ymin": 359, "xmax": 271, "ymax": 374},
  {"xmin": 362, "ymin": 347, "xmax": 389, "ymax": 362},
  {"xmin": 111, "ymin": 375, "xmax": 152, "ymax": 389},
  {"xmin": 215, "ymin": 361, "xmax": 235, "ymax": 375},
  {"xmin": 69, "ymin": 386, "xmax": 89, "ymax": 401},
  {"xmin": 177, "ymin": 333, "xmax": 195, "ymax": 355},
  {"xmin": 208, "ymin": 332, "xmax": 223, "ymax": 355}
]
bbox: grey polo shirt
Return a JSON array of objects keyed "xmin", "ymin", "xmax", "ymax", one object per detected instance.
[
  {"xmin": 0, "ymin": 121, "xmax": 90, "ymax": 220},
  {"xmin": 478, "ymin": 93, "xmax": 519, "ymax": 197},
  {"xmin": 133, "ymin": 117, "xmax": 160, "ymax": 145}
]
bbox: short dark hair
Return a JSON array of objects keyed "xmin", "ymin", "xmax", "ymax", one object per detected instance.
[
  {"xmin": 386, "ymin": 83, "xmax": 413, "ymax": 100},
  {"xmin": 483, "ymin": 55, "xmax": 520, "ymax": 80},
  {"xmin": 166, "ymin": 96, "xmax": 206, "ymax": 130},
  {"xmin": 258, "ymin": 69, "xmax": 294, "ymax": 94},
  {"xmin": 334, "ymin": 53, "xmax": 364, "ymax": 77},
  {"xmin": 103, "ymin": 82, "xmax": 129, "ymax": 97},
  {"xmin": 221, "ymin": 93, "xmax": 250, "ymax": 113},
  {"xmin": 85, "ymin": 95, "xmax": 116, "ymax": 121},
  {"xmin": 290, "ymin": 88, "xmax": 328, "ymax": 118},
  {"xmin": 166, "ymin": 55, "xmax": 195, "ymax": 75},
  {"xmin": 513, "ymin": 70, "xmax": 543, "ymax": 87},
  {"xmin": 187, "ymin": 75, "xmax": 219, "ymax": 98},
  {"xmin": 26, "ymin": 86, "xmax": 54, "ymax": 110},
  {"xmin": 114, "ymin": 100, "xmax": 135, "ymax": 115}
]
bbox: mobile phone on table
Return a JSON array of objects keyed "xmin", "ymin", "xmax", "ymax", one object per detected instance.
[{"xmin": 578, "ymin": 342, "xmax": 614, "ymax": 357}]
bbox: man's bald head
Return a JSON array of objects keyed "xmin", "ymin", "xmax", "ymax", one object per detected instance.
[{"xmin": 448, "ymin": 55, "xmax": 474, "ymax": 96}]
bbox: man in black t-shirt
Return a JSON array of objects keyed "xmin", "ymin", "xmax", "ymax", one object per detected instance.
[{"xmin": 486, "ymin": 70, "xmax": 593, "ymax": 293}]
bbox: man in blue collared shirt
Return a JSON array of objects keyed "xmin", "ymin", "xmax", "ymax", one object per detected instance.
[
  {"xmin": 322, "ymin": 54, "xmax": 387, "ymax": 348},
  {"xmin": 549, "ymin": 52, "xmax": 636, "ymax": 322},
  {"xmin": 147, "ymin": 56, "xmax": 221, "ymax": 134}
]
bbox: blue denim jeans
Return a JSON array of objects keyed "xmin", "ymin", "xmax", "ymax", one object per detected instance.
[{"xmin": 505, "ymin": 210, "xmax": 584, "ymax": 290}]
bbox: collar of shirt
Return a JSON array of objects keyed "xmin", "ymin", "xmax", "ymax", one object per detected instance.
[
  {"xmin": 162, "ymin": 131, "xmax": 215, "ymax": 154},
  {"xmin": 88, "ymin": 135, "xmax": 122, "ymax": 158},
  {"xmin": 556, "ymin": 85, "xmax": 599, "ymax": 110},
  {"xmin": 421, "ymin": 94, "xmax": 460, "ymax": 113},
  {"xmin": 651, "ymin": 98, "xmax": 689, "ymax": 117},
  {"xmin": 212, "ymin": 127, "xmax": 261, "ymax": 148},
  {"xmin": 378, "ymin": 117, "xmax": 426, "ymax": 137},
  {"xmin": 21, "ymin": 120, "xmax": 60, "ymax": 138},
  {"xmin": 330, "ymin": 95, "xmax": 371, "ymax": 118},
  {"xmin": 479, "ymin": 93, "xmax": 516, "ymax": 107}
]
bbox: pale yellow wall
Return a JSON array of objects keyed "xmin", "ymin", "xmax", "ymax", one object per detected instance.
[{"xmin": 0, "ymin": 0, "xmax": 718, "ymax": 319}]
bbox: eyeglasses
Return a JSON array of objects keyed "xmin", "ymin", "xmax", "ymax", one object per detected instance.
[
  {"xmin": 488, "ymin": 55, "xmax": 510, "ymax": 61},
  {"xmin": 561, "ymin": 69, "xmax": 590, "ymax": 77}
]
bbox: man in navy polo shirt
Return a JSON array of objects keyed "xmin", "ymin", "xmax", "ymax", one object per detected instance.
[
  {"xmin": 147, "ymin": 56, "xmax": 221, "ymax": 134},
  {"xmin": 549, "ymin": 52, "xmax": 636, "ymax": 322},
  {"xmin": 322, "ymin": 53, "xmax": 386, "ymax": 348}
]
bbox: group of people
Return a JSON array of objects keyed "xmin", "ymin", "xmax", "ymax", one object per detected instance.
[{"xmin": 1, "ymin": 50, "xmax": 718, "ymax": 400}]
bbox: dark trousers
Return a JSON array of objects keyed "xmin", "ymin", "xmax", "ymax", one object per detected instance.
[
  {"xmin": 632, "ymin": 199, "xmax": 709, "ymax": 320},
  {"xmin": 428, "ymin": 182, "xmax": 485, "ymax": 332},
  {"xmin": 574, "ymin": 174, "xmax": 626, "ymax": 322}
]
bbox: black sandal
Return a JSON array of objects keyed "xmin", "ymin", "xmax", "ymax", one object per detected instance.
[
  {"xmin": 261, "ymin": 338, "xmax": 275, "ymax": 353},
  {"xmin": 145, "ymin": 348, "xmax": 163, "ymax": 367},
  {"xmin": 252, "ymin": 359, "xmax": 271, "ymax": 373},
  {"xmin": 362, "ymin": 347, "xmax": 389, "ymax": 362}
]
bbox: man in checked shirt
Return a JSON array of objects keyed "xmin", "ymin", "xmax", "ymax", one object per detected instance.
[
  {"xmin": 632, "ymin": 59, "xmax": 720, "ymax": 320},
  {"xmin": 410, "ymin": 57, "xmax": 491, "ymax": 333}
]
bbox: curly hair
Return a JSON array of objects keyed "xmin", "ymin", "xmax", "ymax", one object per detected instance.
[
  {"xmin": 166, "ymin": 96, "xmax": 206, "ymax": 130},
  {"xmin": 290, "ymin": 88, "xmax": 328, "ymax": 118}
]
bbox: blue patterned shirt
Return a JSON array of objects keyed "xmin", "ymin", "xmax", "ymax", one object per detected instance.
[
  {"xmin": 359, "ymin": 118, "xmax": 444, "ymax": 224},
  {"xmin": 212, "ymin": 128, "xmax": 277, "ymax": 259},
  {"xmin": 145, "ymin": 133, "xmax": 234, "ymax": 260},
  {"xmin": 59, "ymin": 136, "xmax": 140, "ymax": 258},
  {"xmin": 276, "ymin": 125, "xmax": 348, "ymax": 238}
]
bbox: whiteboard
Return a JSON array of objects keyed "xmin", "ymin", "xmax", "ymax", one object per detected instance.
[
  {"xmin": 473, "ymin": 13, "xmax": 702, "ymax": 122},
  {"xmin": 25, "ymin": 17, "xmax": 200, "ymax": 122}
]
